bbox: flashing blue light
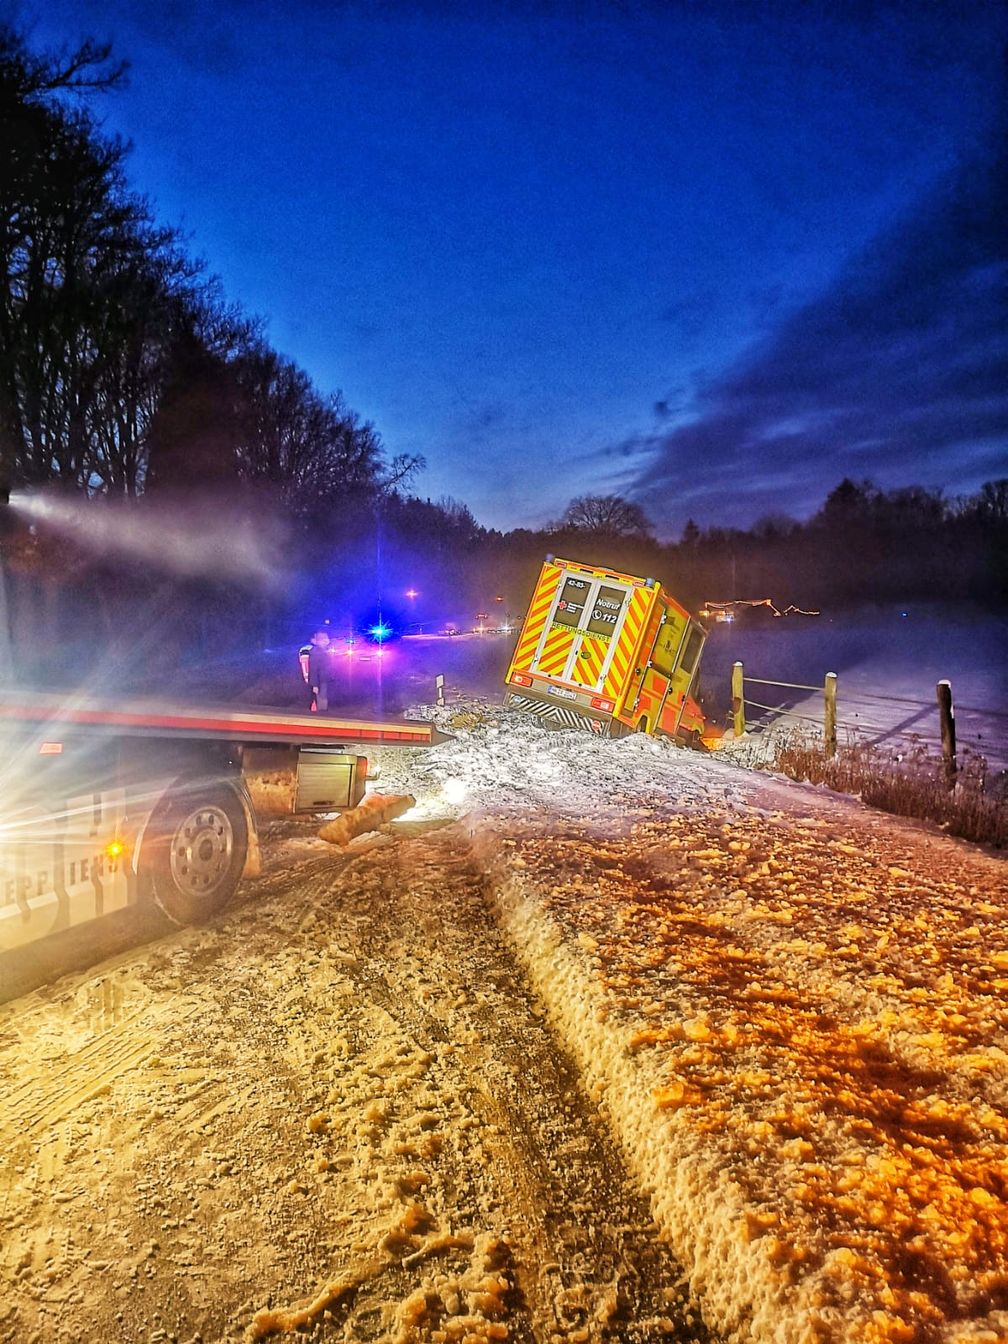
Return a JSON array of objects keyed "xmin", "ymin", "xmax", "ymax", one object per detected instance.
[{"xmin": 357, "ymin": 602, "xmax": 403, "ymax": 644}]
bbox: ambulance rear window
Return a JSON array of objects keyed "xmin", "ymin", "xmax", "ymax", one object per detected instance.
[
  {"xmin": 587, "ymin": 586, "xmax": 624, "ymax": 636},
  {"xmin": 554, "ymin": 576, "xmax": 590, "ymax": 627},
  {"xmin": 680, "ymin": 626, "xmax": 704, "ymax": 674}
]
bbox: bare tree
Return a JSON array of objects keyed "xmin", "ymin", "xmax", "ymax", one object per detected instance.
[
  {"xmin": 0, "ymin": 27, "xmax": 126, "ymax": 101},
  {"xmin": 229, "ymin": 342, "xmax": 422, "ymax": 522},
  {"xmin": 555, "ymin": 493, "xmax": 653, "ymax": 536},
  {"xmin": 972, "ymin": 479, "xmax": 1008, "ymax": 523},
  {"xmin": 0, "ymin": 27, "xmax": 180, "ymax": 493},
  {"xmin": 0, "ymin": 24, "xmax": 419, "ymax": 533}
]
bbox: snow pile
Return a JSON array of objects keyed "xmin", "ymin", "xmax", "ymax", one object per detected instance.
[
  {"xmin": 389, "ymin": 701, "xmax": 1008, "ymax": 1344},
  {"xmin": 381, "ymin": 702, "xmax": 739, "ymax": 820}
]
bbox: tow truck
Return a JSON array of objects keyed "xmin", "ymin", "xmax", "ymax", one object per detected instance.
[{"xmin": 0, "ymin": 692, "xmax": 439, "ymax": 989}]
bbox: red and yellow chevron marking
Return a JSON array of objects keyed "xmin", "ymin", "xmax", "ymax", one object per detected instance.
[
  {"xmin": 508, "ymin": 565, "xmax": 562, "ymax": 675},
  {"xmin": 535, "ymin": 624, "xmax": 576, "ymax": 678},
  {"xmin": 602, "ymin": 587, "xmax": 655, "ymax": 702},
  {"xmin": 570, "ymin": 634, "xmax": 609, "ymax": 689}
]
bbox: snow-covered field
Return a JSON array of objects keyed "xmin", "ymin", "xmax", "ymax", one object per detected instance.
[
  {"xmin": 1, "ymin": 699, "xmax": 1005, "ymax": 1344},
  {"xmin": 699, "ymin": 603, "xmax": 1008, "ymax": 778}
]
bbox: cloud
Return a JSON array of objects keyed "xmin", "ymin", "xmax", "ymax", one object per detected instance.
[{"xmin": 623, "ymin": 138, "xmax": 1008, "ymax": 537}]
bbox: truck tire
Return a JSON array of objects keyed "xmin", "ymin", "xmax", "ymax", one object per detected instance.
[{"xmin": 145, "ymin": 782, "xmax": 248, "ymax": 926}]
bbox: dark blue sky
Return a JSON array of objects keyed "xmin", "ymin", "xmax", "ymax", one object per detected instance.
[{"xmin": 11, "ymin": 0, "xmax": 1007, "ymax": 536}]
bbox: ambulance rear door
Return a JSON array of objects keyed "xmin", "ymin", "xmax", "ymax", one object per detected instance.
[{"xmin": 530, "ymin": 570, "xmax": 653, "ymax": 699}]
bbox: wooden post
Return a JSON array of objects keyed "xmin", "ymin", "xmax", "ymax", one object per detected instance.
[
  {"xmin": 824, "ymin": 672, "xmax": 837, "ymax": 758},
  {"xmin": 435, "ymin": 673, "xmax": 445, "ymax": 707},
  {"xmin": 937, "ymin": 679, "xmax": 956, "ymax": 788},
  {"xmin": 731, "ymin": 661, "xmax": 745, "ymax": 738}
]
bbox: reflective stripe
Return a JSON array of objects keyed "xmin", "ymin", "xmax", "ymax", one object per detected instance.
[
  {"xmin": 0, "ymin": 702, "xmax": 433, "ymax": 746},
  {"xmin": 570, "ymin": 634, "xmax": 609, "ymax": 689},
  {"xmin": 535, "ymin": 625, "xmax": 576, "ymax": 678},
  {"xmin": 505, "ymin": 694, "xmax": 608, "ymax": 734},
  {"xmin": 509, "ymin": 565, "xmax": 562, "ymax": 672},
  {"xmin": 603, "ymin": 588, "xmax": 653, "ymax": 700}
]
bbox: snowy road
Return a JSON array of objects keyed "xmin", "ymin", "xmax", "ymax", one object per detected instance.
[
  {"xmin": 0, "ymin": 814, "xmax": 714, "ymax": 1344},
  {"xmin": 1, "ymin": 703, "xmax": 1005, "ymax": 1344}
]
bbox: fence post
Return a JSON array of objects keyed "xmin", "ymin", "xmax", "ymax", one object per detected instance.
[
  {"xmin": 937, "ymin": 679, "xmax": 956, "ymax": 788},
  {"xmin": 435, "ymin": 673, "xmax": 445, "ymax": 707},
  {"xmin": 731, "ymin": 661, "xmax": 745, "ymax": 738},
  {"xmin": 824, "ymin": 672, "xmax": 837, "ymax": 758}
]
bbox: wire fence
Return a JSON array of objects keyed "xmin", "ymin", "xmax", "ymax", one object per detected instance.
[
  {"xmin": 743, "ymin": 698, "xmax": 825, "ymax": 728},
  {"xmin": 744, "ymin": 676, "xmax": 821, "ymax": 693},
  {"xmin": 731, "ymin": 663, "xmax": 1005, "ymax": 775}
]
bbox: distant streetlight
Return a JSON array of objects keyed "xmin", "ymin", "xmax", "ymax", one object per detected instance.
[{"xmin": 405, "ymin": 588, "xmax": 418, "ymax": 600}]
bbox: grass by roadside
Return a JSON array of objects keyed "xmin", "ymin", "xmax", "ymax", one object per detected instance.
[{"xmin": 727, "ymin": 729, "xmax": 1008, "ymax": 848}]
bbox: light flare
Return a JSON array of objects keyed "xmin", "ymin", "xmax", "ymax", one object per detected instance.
[{"xmin": 10, "ymin": 489, "xmax": 290, "ymax": 590}]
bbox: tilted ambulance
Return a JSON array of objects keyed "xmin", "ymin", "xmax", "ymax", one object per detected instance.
[{"xmin": 504, "ymin": 556, "xmax": 710, "ymax": 744}]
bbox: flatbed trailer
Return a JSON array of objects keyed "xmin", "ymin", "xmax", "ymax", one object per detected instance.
[
  {"xmin": 0, "ymin": 693, "xmax": 439, "ymax": 979},
  {"xmin": 0, "ymin": 695, "xmax": 438, "ymax": 747}
]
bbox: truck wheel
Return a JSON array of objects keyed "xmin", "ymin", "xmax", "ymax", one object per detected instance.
[{"xmin": 145, "ymin": 783, "xmax": 248, "ymax": 926}]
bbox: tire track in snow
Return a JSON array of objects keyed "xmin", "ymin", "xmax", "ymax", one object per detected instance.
[{"xmin": 326, "ymin": 828, "xmax": 716, "ymax": 1343}]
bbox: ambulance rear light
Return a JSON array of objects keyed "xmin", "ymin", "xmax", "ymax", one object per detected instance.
[
  {"xmin": 590, "ymin": 697, "xmax": 615, "ymax": 713},
  {"xmin": 512, "ymin": 672, "xmax": 533, "ymax": 687}
]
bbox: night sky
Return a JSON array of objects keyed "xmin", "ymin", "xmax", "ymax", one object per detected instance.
[{"xmin": 10, "ymin": 0, "xmax": 1007, "ymax": 537}]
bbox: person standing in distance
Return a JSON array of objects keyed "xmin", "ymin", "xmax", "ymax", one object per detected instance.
[{"xmin": 305, "ymin": 628, "xmax": 331, "ymax": 713}]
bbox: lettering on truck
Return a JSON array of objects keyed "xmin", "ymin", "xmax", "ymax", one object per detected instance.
[
  {"xmin": 1, "ymin": 850, "xmax": 122, "ymax": 909},
  {"xmin": 0, "ymin": 783, "xmax": 131, "ymax": 950}
]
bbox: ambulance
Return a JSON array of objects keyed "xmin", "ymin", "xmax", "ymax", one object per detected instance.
[{"xmin": 504, "ymin": 556, "xmax": 710, "ymax": 745}]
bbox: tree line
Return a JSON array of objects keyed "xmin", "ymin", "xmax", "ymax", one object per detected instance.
[
  {"xmin": 319, "ymin": 479, "xmax": 1007, "ymax": 660},
  {"xmin": 0, "ymin": 27, "xmax": 417, "ymax": 514},
  {"xmin": 484, "ymin": 481, "xmax": 1008, "ymax": 621},
  {"xmin": 0, "ymin": 24, "xmax": 430, "ymax": 678}
]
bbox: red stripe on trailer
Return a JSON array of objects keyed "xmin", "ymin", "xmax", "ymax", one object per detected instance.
[{"xmin": 0, "ymin": 702, "xmax": 433, "ymax": 745}]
